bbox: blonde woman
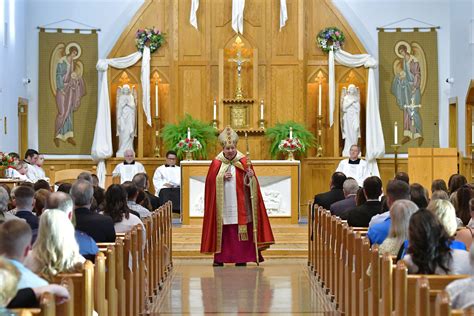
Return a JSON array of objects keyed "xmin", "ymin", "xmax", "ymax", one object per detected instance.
[
  {"xmin": 24, "ymin": 209, "xmax": 85, "ymax": 281},
  {"xmin": 379, "ymin": 200, "xmax": 418, "ymax": 256},
  {"xmin": 427, "ymin": 199, "xmax": 472, "ymax": 250}
]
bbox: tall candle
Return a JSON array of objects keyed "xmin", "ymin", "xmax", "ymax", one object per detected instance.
[
  {"xmin": 187, "ymin": 127, "xmax": 191, "ymax": 139},
  {"xmin": 394, "ymin": 121, "xmax": 398, "ymax": 145},
  {"xmin": 155, "ymin": 83, "xmax": 159, "ymax": 117},
  {"xmin": 260, "ymin": 100, "xmax": 264, "ymax": 120},
  {"xmin": 213, "ymin": 100, "xmax": 217, "ymax": 120},
  {"xmin": 318, "ymin": 84, "xmax": 322, "ymax": 116},
  {"xmin": 472, "ymin": 122, "xmax": 474, "ymax": 143},
  {"xmin": 289, "ymin": 127, "xmax": 293, "ymax": 140}
]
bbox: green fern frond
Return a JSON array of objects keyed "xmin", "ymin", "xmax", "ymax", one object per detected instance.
[
  {"xmin": 265, "ymin": 121, "xmax": 316, "ymax": 159},
  {"xmin": 161, "ymin": 114, "xmax": 217, "ymax": 159}
]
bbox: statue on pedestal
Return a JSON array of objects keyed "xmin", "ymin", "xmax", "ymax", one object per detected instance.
[
  {"xmin": 116, "ymin": 84, "xmax": 138, "ymax": 157},
  {"xmin": 340, "ymin": 84, "xmax": 361, "ymax": 157}
]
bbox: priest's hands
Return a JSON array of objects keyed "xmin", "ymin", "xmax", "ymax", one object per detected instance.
[
  {"xmin": 246, "ymin": 169, "xmax": 254, "ymax": 178},
  {"xmin": 224, "ymin": 171, "xmax": 233, "ymax": 181}
]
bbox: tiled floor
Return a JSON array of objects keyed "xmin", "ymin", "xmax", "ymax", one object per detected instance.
[{"xmin": 150, "ymin": 258, "xmax": 338, "ymax": 315}]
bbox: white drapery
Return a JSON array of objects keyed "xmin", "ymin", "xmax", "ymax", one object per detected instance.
[
  {"xmin": 232, "ymin": 0, "xmax": 245, "ymax": 34},
  {"xmin": 280, "ymin": 0, "xmax": 288, "ymax": 31},
  {"xmin": 189, "ymin": 0, "xmax": 199, "ymax": 29},
  {"xmin": 92, "ymin": 46, "xmax": 152, "ymax": 187},
  {"xmin": 328, "ymin": 49, "xmax": 385, "ymax": 177}
]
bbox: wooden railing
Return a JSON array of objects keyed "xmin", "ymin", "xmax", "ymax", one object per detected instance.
[{"xmin": 308, "ymin": 203, "xmax": 472, "ymax": 316}]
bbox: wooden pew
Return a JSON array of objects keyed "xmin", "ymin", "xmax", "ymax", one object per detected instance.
[
  {"xmin": 94, "ymin": 252, "xmax": 108, "ymax": 316},
  {"xmin": 435, "ymin": 290, "xmax": 470, "ymax": 316},
  {"xmin": 308, "ymin": 201, "xmax": 313, "ymax": 269},
  {"xmin": 358, "ymin": 237, "xmax": 371, "ymax": 316},
  {"xmin": 379, "ymin": 252, "xmax": 393, "ymax": 316},
  {"xmin": 368, "ymin": 245, "xmax": 380, "ymax": 316}
]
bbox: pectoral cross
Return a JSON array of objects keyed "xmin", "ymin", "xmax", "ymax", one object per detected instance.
[{"xmin": 228, "ymin": 36, "xmax": 250, "ymax": 99}]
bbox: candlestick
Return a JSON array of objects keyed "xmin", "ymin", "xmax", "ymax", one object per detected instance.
[
  {"xmin": 391, "ymin": 144, "xmax": 401, "ymax": 175},
  {"xmin": 260, "ymin": 100, "xmax": 264, "ymax": 120},
  {"xmin": 289, "ymin": 127, "xmax": 293, "ymax": 140},
  {"xmin": 394, "ymin": 121, "xmax": 398, "ymax": 145},
  {"xmin": 316, "ymin": 115, "xmax": 323, "ymax": 157},
  {"xmin": 155, "ymin": 83, "xmax": 159, "ymax": 116},
  {"xmin": 471, "ymin": 122, "xmax": 474, "ymax": 143},
  {"xmin": 213, "ymin": 100, "xmax": 217, "ymax": 120},
  {"xmin": 318, "ymin": 84, "xmax": 322, "ymax": 116},
  {"xmin": 153, "ymin": 117, "xmax": 161, "ymax": 157},
  {"xmin": 187, "ymin": 127, "xmax": 191, "ymax": 139}
]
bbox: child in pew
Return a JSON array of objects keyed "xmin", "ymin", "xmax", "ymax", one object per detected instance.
[
  {"xmin": 446, "ymin": 246, "xmax": 474, "ymax": 309},
  {"xmin": 403, "ymin": 209, "xmax": 471, "ymax": 275}
]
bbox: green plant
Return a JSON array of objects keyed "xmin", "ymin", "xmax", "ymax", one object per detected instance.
[
  {"xmin": 161, "ymin": 114, "xmax": 217, "ymax": 159},
  {"xmin": 266, "ymin": 121, "xmax": 316, "ymax": 159}
]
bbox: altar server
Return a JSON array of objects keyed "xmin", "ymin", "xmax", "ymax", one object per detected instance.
[
  {"xmin": 336, "ymin": 144, "xmax": 370, "ymax": 187},
  {"xmin": 112, "ymin": 149, "xmax": 146, "ymax": 184}
]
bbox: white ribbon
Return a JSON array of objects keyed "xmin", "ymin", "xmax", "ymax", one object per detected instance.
[
  {"xmin": 280, "ymin": 0, "xmax": 288, "ymax": 31},
  {"xmin": 232, "ymin": 0, "xmax": 245, "ymax": 34},
  {"xmin": 189, "ymin": 0, "xmax": 199, "ymax": 29}
]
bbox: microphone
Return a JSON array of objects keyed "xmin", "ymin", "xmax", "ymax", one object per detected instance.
[{"xmin": 432, "ymin": 121, "xmax": 437, "ymax": 147}]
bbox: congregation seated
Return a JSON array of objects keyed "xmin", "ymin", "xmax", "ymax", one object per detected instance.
[
  {"xmin": 133, "ymin": 172, "xmax": 160, "ymax": 211},
  {"xmin": 46, "ymin": 191, "xmax": 98, "ymax": 260},
  {"xmin": 0, "ymin": 257, "xmax": 69, "ymax": 309},
  {"xmin": 103, "ymin": 184, "xmax": 146, "ymax": 242},
  {"xmin": 448, "ymin": 174, "xmax": 467, "ymax": 196},
  {"xmin": 403, "ymin": 209, "xmax": 471, "ymax": 275},
  {"xmin": 313, "ymin": 172, "xmax": 346, "ymax": 210},
  {"xmin": 123, "ymin": 181, "xmax": 151, "ymax": 219},
  {"xmin": 330, "ymin": 178, "xmax": 358, "ymax": 219},
  {"xmin": 57, "ymin": 182, "xmax": 72, "ymax": 193},
  {"xmin": 451, "ymin": 184, "xmax": 473, "ymax": 226},
  {"xmin": 431, "ymin": 189, "xmax": 449, "ymax": 201},
  {"xmin": 24, "ymin": 209, "xmax": 85, "ymax": 281},
  {"xmin": 367, "ymin": 179, "xmax": 410, "ymax": 245},
  {"xmin": 136, "ymin": 189, "xmax": 153, "ymax": 212},
  {"xmin": 394, "ymin": 171, "xmax": 410, "ymax": 184},
  {"xmin": 153, "ymin": 150, "xmax": 181, "ymax": 212},
  {"xmin": 0, "ymin": 220, "xmax": 48, "ymax": 289},
  {"xmin": 427, "ymin": 199, "xmax": 472, "ymax": 250},
  {"xmin": 0, "ymin": 187, "xmax": 16, "ymax": 223},
  {"xmin": 409, "ymin": 183, "xmax": 429, "ymax": 208},
  {"xmin": 71, "ymin": 180, "xmax": 116, "ymax": 242},
  {"xmin": 347, "ymin": 176, "xmax": 383, "ymax": 227},
  {"xmin": 13, "ymin": 186, "xmax": 39, "ymax": 230},
  {"xmin": 378, "ymin": 200, "xmax": 417, "ymax": 256},
  {"xmin": 33, "ymin": 179, "xmax": 51, "ymax": 192},
  {"xmin": 33, "ymin": 189, "xmax": 50, "ymax": 217},
  {"xmin": 446, "ymin": 246, "xmax": 474, "ymax": 309}
]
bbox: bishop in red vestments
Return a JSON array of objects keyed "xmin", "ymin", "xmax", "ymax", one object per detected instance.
[{"xmin": 200, "ymin": 127, "xmax": 274, "ymax": 266}]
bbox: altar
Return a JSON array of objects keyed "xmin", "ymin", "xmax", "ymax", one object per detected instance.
[{"xmin": 180, "ymin": 160, "xmax": 300, "ymax": 225}]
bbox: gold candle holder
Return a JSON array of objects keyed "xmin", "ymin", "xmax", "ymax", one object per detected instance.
[
  {"xmin": 391, "ymin": 144, "xmax": 401, "ymax": 175},
  {"xmin": 258, "ymin": 119, "xmax": 265, "ymax": 129},
  {"xmin": 316, "ymin": 115, "xmax": 323, "ymax": 157},
  {"xmin": 212, "ymin": 119, "xmax": 218, "ymax": 129},
  {"xmin": 154, "ymin": 116, "xmax": 161, "ymax": 157}
]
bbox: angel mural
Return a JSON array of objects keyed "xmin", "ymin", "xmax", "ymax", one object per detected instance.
[
  {"xmin": 116, "ymin": 84, "xmax": 138, "ymax": 157},
  {"xmin": 50, "ymin": 42, "xmax": 86, "ymax": 147},
  {"xmin": 391, "ymin": 41, "xmax": 427, "ymax": 146},
  {"xmin": 340, "ymin": 84, "xmax": 361, "ymax": 157}
]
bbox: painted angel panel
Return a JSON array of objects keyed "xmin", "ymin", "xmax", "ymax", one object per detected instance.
[
  {"xmin": 340, "ymin": 84, "xmax": 360, "ymax": 157},
  {"xmin": 391, "ymin": 41, "xmax": 426, "ymax": 146},
  {"xmin": 50, "ymin": 42, "xmax": 86, "ymax": 147},
  {"xmin": 116, "ymin": 84, "xmax": 138, "ymax": 157}
]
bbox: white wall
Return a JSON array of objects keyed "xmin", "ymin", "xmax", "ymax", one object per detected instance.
[
  {"xmin": 0, "ymin": 0, "xmax": 27, "ymax": 153},
  {"xmin": 333, "ymin": 0, "xmax": 453, "ymax": 153},
  {"xmin": 24, "ymin": 0, "xmax": 143, "ymax": 156}
]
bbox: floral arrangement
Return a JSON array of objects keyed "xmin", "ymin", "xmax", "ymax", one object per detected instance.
[
  {"xmin": 0, "ymin": 152, "xmax": 15, "ymax": 174},
  {"xmin": 162, "ymin": 114, "xmax": 217, "ymax": 159},
  {"xmin": 135, "ymin": 27, "xmax": 165, "ymax": 53},
  {"xmin": 177, "ymin": 137, "xmax": 202, "ymax": 153},
  {"xmin": 278, "ymin": 137, "xmax": 303, "ymax": 152},
  {"xmin": 266, "ymin": 121, "xmax": 316, "ymax": 159},
  {"xmin": 316, "ymin": 27, "xmax": 345, "ymax": 53}
]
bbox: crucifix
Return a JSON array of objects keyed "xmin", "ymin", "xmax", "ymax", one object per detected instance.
[{"xmin": 228, "ymin": 36, "xmax": 250, "ymax": 99}]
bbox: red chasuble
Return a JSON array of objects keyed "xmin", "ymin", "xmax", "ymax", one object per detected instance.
[{"xmin": 200, "ymin": 152, "xmax": 275, "ymax": 254}]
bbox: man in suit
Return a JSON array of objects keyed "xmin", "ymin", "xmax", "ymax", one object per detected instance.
[
  {"xmin": 133, "ymin": 172, "xmax": 159, "ymax": 211},
  {"xmin": 330, "ymin": 178, "xmax": 359, "ymax": 219},
  {"xmin": 347, "ymin": 176, "xmax": 383, "ymax": 227},
  {"xmin": 313, "ymin": 172, "xmax": 347, "ymax": 210},
  {"xmin": 71, "ymin": 179, "xmax": 116, "ymax": 243},
  {"xmin": 13, "ymin": 186, "xmax": 38, "ymax": 230}
]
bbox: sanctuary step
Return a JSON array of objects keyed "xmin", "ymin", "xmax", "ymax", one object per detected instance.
[{"xmin": 172, "ymin": 224, "xmax": 308, "ymax": 258}]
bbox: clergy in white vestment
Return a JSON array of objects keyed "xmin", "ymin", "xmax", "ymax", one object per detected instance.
[
  {"xmin": 35, "ymin": 154, "xmax": 47, "ymax": 180},
  {"xmin": 152, "ymin": 150, "xmax": 180, "ymax": 197},
  {"xmin": 24, "ymin": 149, "xmax": 42, "ymax": 183},
  {"xmin": 112, "ymin": 149, "xmax": 146, "ymax": 184},
  {"xmin": 335, "ymin": 144, "xmax": 369, "ymax": 187}
]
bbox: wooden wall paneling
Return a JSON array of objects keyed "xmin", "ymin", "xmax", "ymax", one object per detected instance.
[
  {"xmin": 43, "ymin": 160, "xmax": 98, "ymax": 178},
  {"xmin": 377, "ymin": 158, "xmax": 408, "ymax": 188},
  {"xmin": 465, "ymin": 80, "xmax": 474, "ymax": 154},
  {"xmin": 178, "ymin": 0, "xmax": 206, "ymax": 61},
  {"xmin": 459, "ymin": 156, "xmax": 472, "ymax": 182},
  {"xmin": 272, "ymin": 66, "xmax": 298, "ymax": 123},
  {"xmin": 179, "ymin": 66, "xmax": 207, "ymax": 119},
  {"xmin": 272, "ymin": 0, "xmax": 298, "ymax": 60}
]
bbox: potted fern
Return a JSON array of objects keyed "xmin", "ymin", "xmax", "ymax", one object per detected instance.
[
  {"xmin": 161, "ymin": 114, "xmax": 217, "ymax": 160},
  {"xmin": 266, "ymin": 121, "xmax": 315, "ymax": 160}
]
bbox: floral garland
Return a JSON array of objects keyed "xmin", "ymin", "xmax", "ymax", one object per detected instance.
[
  {"xmin": 316, "ymin": 27, "xmax": 345, "ymax": 53},
  {"xmin": 177, "ymin": 137, "xmax": 202, "ymax": 153},
  {"xmin": 278, "ymin": 138, "xmax": 304, "ymax": 153},
  {"xmin": 135, "ymin": 27, "xmax": 165, "ymax": 53}
]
